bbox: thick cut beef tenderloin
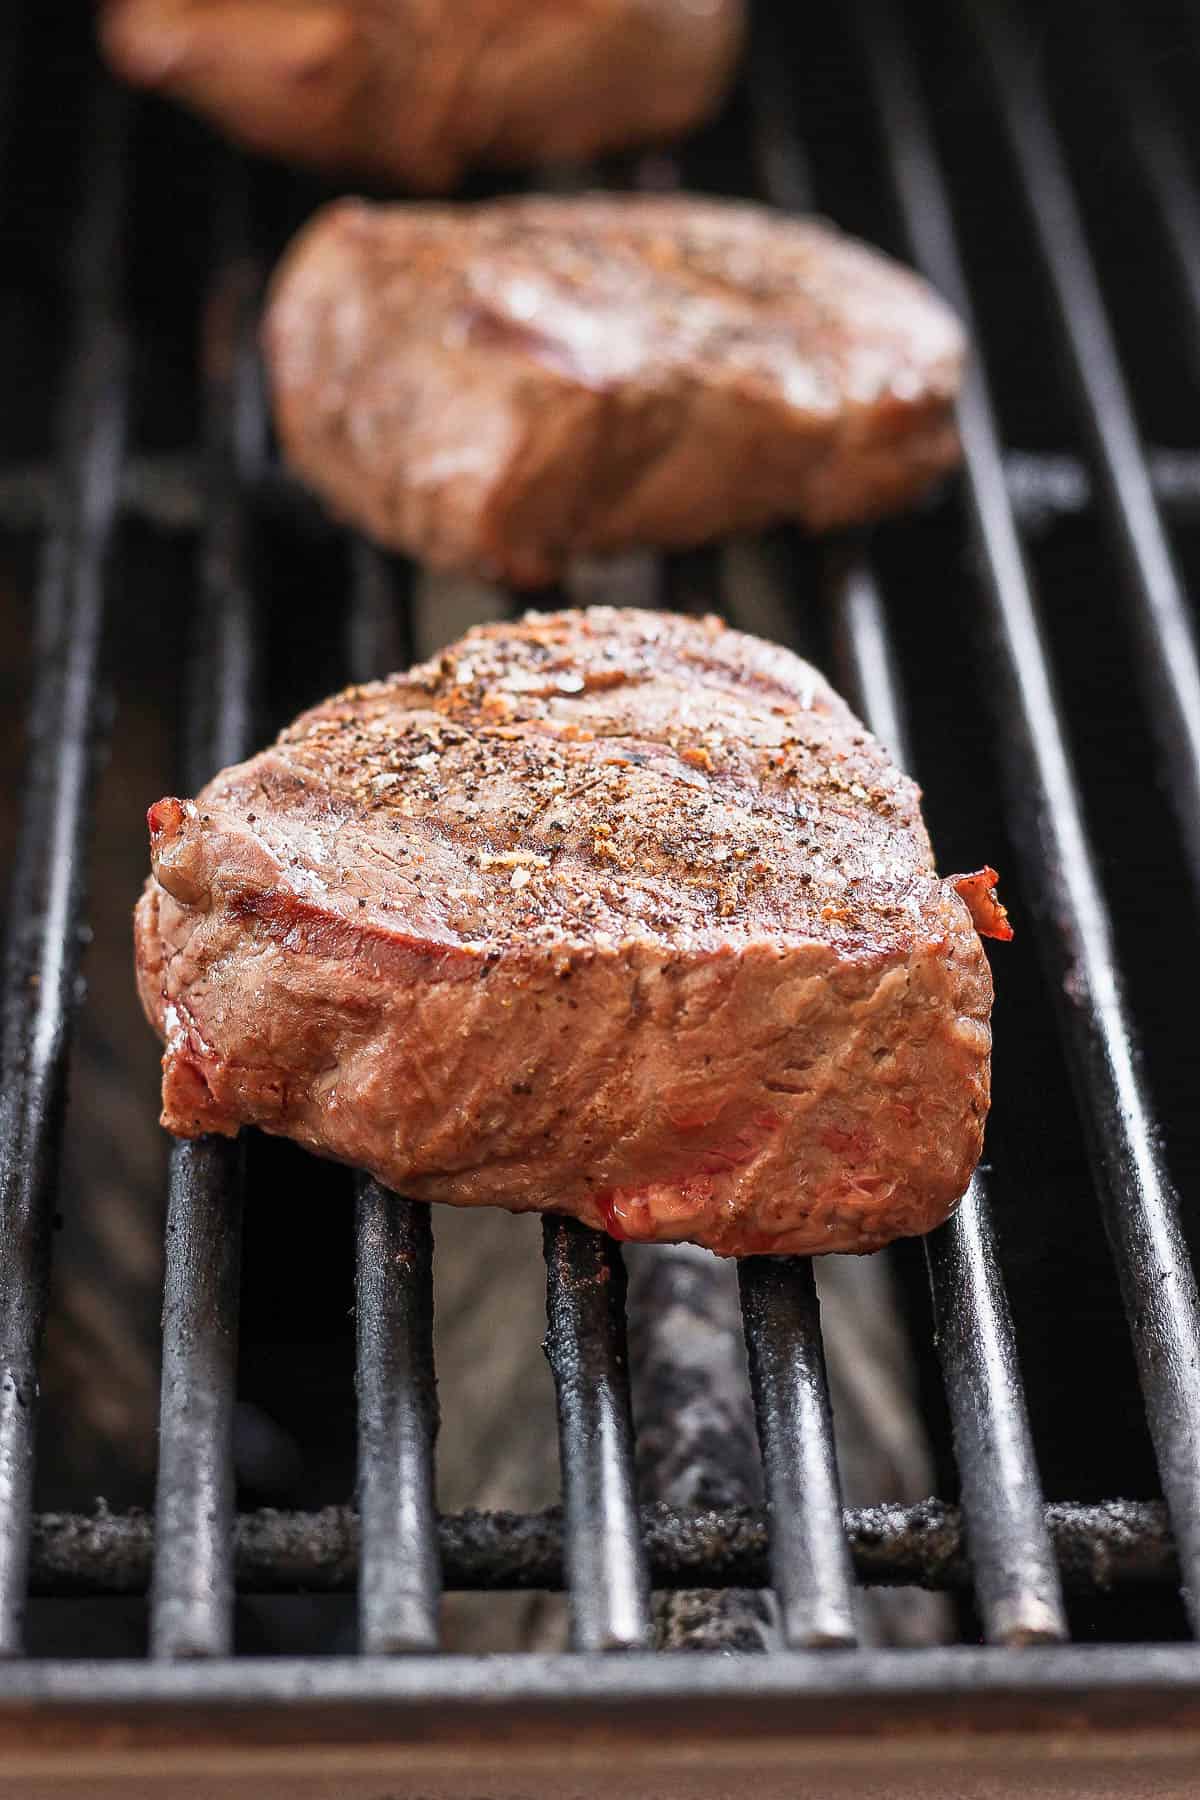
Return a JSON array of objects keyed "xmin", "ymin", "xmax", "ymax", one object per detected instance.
[
  {"xmin": 264, "ymin": 194, "xmax": 966, "ymax": 587},
  {"xmin": 100, "ymin": 0, "xmax": 743, "ymax": 191},
  {"xmin": 134, "ymin": 609, "xmax": 996, "ymax": 1259}
]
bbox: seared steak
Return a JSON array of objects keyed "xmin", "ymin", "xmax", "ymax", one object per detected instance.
[
  {"xmin": 100, "ymin": 0, "xmax": 742, "ymax": 190},
  {"xmin": 134, "ymin": 608, "xmax": 995, "ymax": 1258},
  {"xmin": 265, "ymin": 194, "xmax": 965, "ymax": 587}
]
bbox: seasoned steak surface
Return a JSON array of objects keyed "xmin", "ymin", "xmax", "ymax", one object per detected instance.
[
  {"xmin": 134, "ymin": 609, "xmax": 994, "ymax": 1257},
  {"xmin": 100, "ymin": 0, "xmax": 742, "ymax": 190},
  {"xmin": 265, "ymin": 195, "xmax": 965, "ymax": 586}
]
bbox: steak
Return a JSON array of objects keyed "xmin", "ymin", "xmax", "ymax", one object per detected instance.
[
  {"xmin": 264, "ymin": 194, "xmax": 966, "ymax": 587},
  {"xmin": 99, "ymin": 0, "xmax": 742, "ymax": 191},
  {"xmin": 134, "ymin": 608, "xmax": 996, "ymax": 1258}
]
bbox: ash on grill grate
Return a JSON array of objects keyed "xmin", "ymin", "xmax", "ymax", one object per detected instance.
[{"xmin": 628, "ymin": 1245, "xmax": 776, "ymax": 1652}]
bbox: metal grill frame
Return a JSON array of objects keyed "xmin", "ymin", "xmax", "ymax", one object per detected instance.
[{"xmin": 3, "ymin": 0, "xmax": 1200, "ymax": 1777}]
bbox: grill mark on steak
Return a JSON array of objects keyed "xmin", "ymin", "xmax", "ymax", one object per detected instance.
[
  {"xmin": 134, "ymin": 607, "xmax": 997, "ymax": 1258},
  {"xmin": 258, "ymin": 620, "xmax": 919, "ymax": 951}
]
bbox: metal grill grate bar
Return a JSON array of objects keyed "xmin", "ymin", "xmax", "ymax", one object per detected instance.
[
  {"xmin": 1092, "ymin": 0, "xmax": 1200, "ymax": 394},
  {"xmin": 969, "ymin": 0, "xmax": 1200, "ymax": 894},
  {"xmin": 151, "ymin": 1140, "xmax": 244, "ymax": 1659},
  {"xmin": 148, "ymin": 193, "xmax": 259, "ymax": 1660},
  {"xmin": 12, "ymin": 446, "xmax": 1200, "ymax": 539},
  {"xmin": 347, "ymin": 547, "xmax": 441, "ymax": 1656},
  {"xmin": 832, "ymin": 561, "xmax": 1066, "ymax": 1646},
  {"xmin": 543, "ymin": 1216, "xmax": 652, "ymax": 1651},
  {"xmin": 0, "ymin": 79, "xmax": 128, "ymax": 1656},
  {"xmin": 861, "ymin": 0, "xmax": 1200, "ymax": 1636},
  {"xmin": 726, "ymin": 65, "xmax": 855, "ymax": 1659},
  {"xmin": 348, "ymin": 540, "xmax": 413, "ymax": 690},
  {"xmin": 354, "ymin": 1181, "xmax": 441, "ymax": 1653},
  {"xmin": 921, "ymin": 1179, "xmax": 1066, "ymax": 1644},
  {"xmin": 745, "ymin": 42, "xmax": 1066, "ymax": 1647},
  {"xmin": 737, "ymin": 1259, "xmax": 856, "ymax": 1648},
  {"xmin": 22, "ymin": 1496, "xmax": 1183, "ymax": 1598}
]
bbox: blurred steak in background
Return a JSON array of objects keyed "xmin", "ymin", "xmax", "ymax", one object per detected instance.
[
  {"xmin": 99, "ymin": 0, "xmax": 744, "ymax": 189},
  {"xmin": 266, "ymin": 194, "xmax": 963, "ymax": 584}
]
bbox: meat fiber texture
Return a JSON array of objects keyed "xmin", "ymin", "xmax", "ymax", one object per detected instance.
[
  {"xmin": 134, "ymin": 609, "xmax": 996, "ymax": 1259},
  {"xmin": 265, "ymin": 193, "xmax": 966, "ymax": 587},
  {"xmin": 100, "ymin": 0, "xmax": 743, "ymax": 190}
]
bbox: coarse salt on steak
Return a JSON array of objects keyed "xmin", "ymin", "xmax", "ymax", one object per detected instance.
[{"xmin": 134, "ymin": 608, "xmax": 997, "ymax": 1258}]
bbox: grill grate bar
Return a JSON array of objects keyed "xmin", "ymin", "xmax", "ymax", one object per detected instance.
[
  {"xmin": 353, "ymin": 1181, "xmax": 441, "ymax": 1653},
  {"xmin": 543, "ymin": 1216, "xmax": 652, "ymax": 1651},
  {"xmin": 921, "ymin": 1181, "xmax": 1065, "ymax": 1643},
  {"xmin": 347, "ymin": 547, "xmax": 441, "ymax": 1655},
  {"xmin": 11, "ymin": 447, "xmax": 1200, "ymax": 539},
  {"xmin": 969, "ymin": 0, "xmax": 1200, "ymax": 894},
  {"xmin": 148, "ymin": 189, "xmax": 259, "ymax": 1660},
  {"xmin": 738, "ymin": 1259, "xmax": 857, "ymax": 1648},
  {"xmin": 748, "ymin": 47, "xmax": 1065, "ymax": 1648},
  {"xmin": 151, "ymin": 1140, "xmax": 244, "ymax": 1659},
  {"xmin": 348, "ymin": 540, "xmax": 413, "ymax": 689},
  {"xmin": 23, "ymin": 1496, "xmax": 1181, "ymax": 1598},
  {"xmin": 832, "ymin": 560, "xmax": 1066, "ymax": 1647},
  {"xmin": 706, "ymin": 79, "xmax": 858, "ymax": 1637},
  {"xmin": 746, "ymin": 32, "xmax": 815, "ymax": 216},
  {"xmin": 1092, "ymin": 0, "xmax": 1200, "ymax": 395},
  {"xmin": 861, "ymin": 0, "xmax": 1200, "ymax": 1636},
  {"xmin": 0, "ymin": 78, "xmax": 128, "ymax": 1656}
]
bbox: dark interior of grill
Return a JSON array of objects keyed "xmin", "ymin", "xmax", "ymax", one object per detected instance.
[{"xmin": 4, "ymin": 0, "xmax": 1200, "ymax": 1709}]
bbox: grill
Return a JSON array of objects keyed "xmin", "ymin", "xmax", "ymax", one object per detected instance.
[{"xmin": 4, "ymin": 0, "xmax": 1200, "ymax": 1790}]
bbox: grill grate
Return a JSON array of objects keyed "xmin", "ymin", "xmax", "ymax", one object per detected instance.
[
  {"xmin": 147, "ymin": 184, "xmax": 258, "ymax": 1665},
  {"xmin": 543, "ymin": 1217, "xmax": 652, "ymax": 1652},
  {"xmin": 0, "ymin": 74, "xmax": 129, "ymax": 1656},
  {"xmin": 749, "ymin": 12, "xmax": 1066, "ymax": 1652},
  {"xmin": 3, "ymin": 0, "xmax": 1200, "ymax": 1773},
  {"xmin": 855, "ymin": 0, "xmax": 1200, "ymax": 1642},
  {"xmin": 737, "ymin": 1257, "xmax": 856, "ymax": 1647},
  {"xmin": 834, "ymin": 559, "xmax": 1065, "ymax": 1650}
]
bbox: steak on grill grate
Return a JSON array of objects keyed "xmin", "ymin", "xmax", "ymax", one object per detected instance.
[
  {"xmin": 265, "ymin": 195, "xmax": 965, "ymax": 587},
  {"xmin": 99, "ymin": 0, "xmax": 743, "ymax": 190},
  {"xmin": 134, "ymin": 607, "xmax": 994, "ymax": 1257}
]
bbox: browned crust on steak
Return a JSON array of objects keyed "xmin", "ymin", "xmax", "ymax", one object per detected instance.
[
  {"xmin": 264, "ymin": 194, "xmax": 965, "ymax": 586},
  {"xmin": 134, "ymin": 608, "xmax": 993, "ymax": 1257}
]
